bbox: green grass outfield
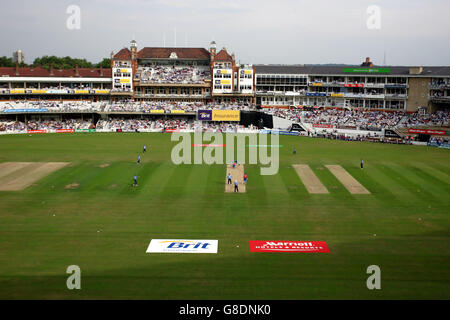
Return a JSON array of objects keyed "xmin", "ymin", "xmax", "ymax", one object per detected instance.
[{"xmin": 0, "ymin": 132, "xmax": 449, "ymax": 299}]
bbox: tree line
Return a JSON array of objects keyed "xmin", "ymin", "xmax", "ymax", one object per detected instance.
[{"xmin": 0, "ymin": 56, "xmax": 111, "ymax": 69}]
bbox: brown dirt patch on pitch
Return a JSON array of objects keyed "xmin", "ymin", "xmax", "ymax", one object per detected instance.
[
  {"xmin": 225, "ymin": 164, "xmax": 246, "ymax": 193},
  {"xmin": 0, "ymin": 162, "xmax": 69, "ymax": 191},
  {"xmin": 293, "ymin": 164, "xmax": 329, "ymax": 194},
  {"xmin": 0, "ymin": 162, "xmax": 34, "ymax": 180},
  {"xmin": 99, "ymin": 163, "xmax": 110, "ymax": 168},
  {"xmin": 65, "ymin": 183, "xmax": 80, "ymax": 189},
  {"xmin": 325, "ymin": 165, "xmax": 370, "ymax": 194}
]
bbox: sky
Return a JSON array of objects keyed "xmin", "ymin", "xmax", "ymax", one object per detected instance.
[{"xmin": 0, "ymin": 0, "xmax": 449, "ymax": 66}]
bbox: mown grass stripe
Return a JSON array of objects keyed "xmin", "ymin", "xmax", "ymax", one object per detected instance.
[
  {"xmin": 410, "ymin": 163, "xmax": 450, "ymax": 187},
  {"xmin": 368, "ymin": 164, "xmax": 427, "ymax": 202},
  {"xmin": 378, "ymin": 164, "xmax": 442, "ymax": 203},
  {"xmin": 410, "ymin": 165, "xmax": 450, "ymax": 193},
  {"xmin": 392, "ymin": 164, "xmax": 448, "ymax": 202},
  {"xmin": 358, "ymin": 165, "xmax": 404, "ymax": 202},
  {"xmin": 138, "ymin": 162, "xmax": 176, "ymax": 196},
  {"xmin": 123, "ymin": 161, "xmax": 163, "ymax": 197},
  {"xmin": 160, "ymin": 164, "xmax": 194, "ymax": 198},
  {"xmin": 185, "ymin": 164, "xmax": 213, "ymax": 196},
  {"xmin": 278, "ymin": 165, "xmax": 310, "ymax": 201}
]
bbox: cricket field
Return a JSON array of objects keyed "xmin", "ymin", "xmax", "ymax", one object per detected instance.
[{"xmin": 0, "ymin": 132, "xmax": 449, "ymax": 299}]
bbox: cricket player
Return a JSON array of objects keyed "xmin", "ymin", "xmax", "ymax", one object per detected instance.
[
  {"xmin": 243, "ymin": 173, "xmax": 248, "ymax": 184},
  {"xmin": 234, "ymin": 180, "xmax": 239, "ymax": 192},
  {"xmin": 133, "ymin": 175, "xmax": 138, "ymax": 187},
  {"xmin": 361, "ymin": 159, "xmax": 364, "ymax": 169},
  {"xmin": 137, "ymin": 154, "xmax": 141, "ymax": 164},
  {"xmin": 293, "ymin": 147, "xmax": 297, "ymax": 155},
  {"xmin": 227, "ymin": 173, "xmax": 232, "ymax": 184},
  {"xmin": 143, "ymin": 145, "xmax": 147, "ymax": 153}
]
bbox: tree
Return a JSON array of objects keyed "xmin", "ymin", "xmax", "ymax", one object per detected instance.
[
  {"xmin": 0, "ymin": 56, "xmax": 14, "ymax": 67},
  {"xmin": 95, "ymin": 58, "xmax": 111, "ymax": 68},
  {"xmin": 30, "ymin": 56, "xmax": 111, "ymax": 69},
  {"xmin": 32, "ymin": 56, "xmax": 94, "ymax": 69}
]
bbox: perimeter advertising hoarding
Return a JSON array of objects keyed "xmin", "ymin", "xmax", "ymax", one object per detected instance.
[
  {"xmin": 408, "ymin": 128, "xmax": 447, "ymax": 136},
  {"xmin": 27, "ymin": 130, "xmax": 47, "ymax": 134},
  {"xmin": 3, "ymin": 109, "xmax": 48, "ymax": 113},
  {"xmin": 146, "ymin": 239, "xmax": 218, "ymax": 253},
  {"xmin": 290, "ymin": 123, "xmax": 305, "ymax": 132},
  {"xmin": 212, "ymin": 110, "xmax": 240, "ymax": 121},
  {"xmin": 46, "ymin": 89, "xmax": 67, "ymax": 94},
  {"xmin": 94, "ymin": 90, "xmax": 110, "ymax": 94},
  {"xmin": 343, "ymin": 68, "xmax": 391, "ymax": 74},
  {"xmin": 249, "ymin": 241, "xmax": 330, "ymax": 253},
  {"xmin": 313, "ymin": 123, "xmax": 333, "ymax": 129},
  {"xmin": 197, "ymin": 110, "xmax": 240, "ymax": 121},
  {"xmin": 384, "ymin": 129, "xmax": 401, "ymax": 138},
  {"xmin": 259, "ymin": 129, "xmax": 299, "ymax": 136},
  {"xmin": 198, "ymin": 110, "xmax": 212, "ymax": 121},
  {"xmin": 270, "ymin": 130, "xmax": 299, "ymax": 136},
  {"xmin": 306, "ymin": 92, "xmax": 326, "ymax": 97}
]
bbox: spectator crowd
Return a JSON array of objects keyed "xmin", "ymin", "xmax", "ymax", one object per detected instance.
[
  {"xmin": 265, "ymin": 107, "xmax": 449, "ymax": 130},
  {"xmin": 137, "ymin": 66, "xmax": 210, "ymax": 84},
  {"xmin": 399, "ymin": 110, "xmax": 450, "ymax": 128},
  {"xmin": 0, "ymin": 119, "xmax": 93, "ymax": 132}
]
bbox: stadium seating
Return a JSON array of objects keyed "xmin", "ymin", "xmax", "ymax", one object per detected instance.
[{"xmin": 136, "ymin": 65, "xmax": 210, "ymax": 84}]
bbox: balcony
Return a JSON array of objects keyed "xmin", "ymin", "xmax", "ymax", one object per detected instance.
[
  {"xmin": 134, "ymin": 93, "xmax": 210, "ymax": 99},
  {"xmin": 364, "ymin": 83, "xmax": 385, "ymax": 88},
  {"xmin": 306, "ymin": 92, "xmax": 327, "ymax": 97},
  {"xmin": 429, "ymin": 95, "xmax": 450, "ymax": 102},
  {"xmin": 429, "ymin": 84, "xmax": 450, "ymax": 90},
  {"xmin": 344, "ymin": 93, "xmax": 365, "ymax": 98},
  {"xmin": 308, "ymin": 82, "xmax": 345, "ymax": 87},
  {"xmin": 0, "ymin": 88, "xmax": 111, "ymax": 95},
  {"xmin": 385, "ymin": 84, "xmax": 408, "ymax": 89},
  {"xmin": 111, "ymin": 89, "xmax": 133, "ymax": 95},
  {"xmin": 385, "ymin": 94, "xmax": 408, "ymax": 99},
  {"xmin": 364, "ymin": 94, "xmax": 385, "ymax": 99}
]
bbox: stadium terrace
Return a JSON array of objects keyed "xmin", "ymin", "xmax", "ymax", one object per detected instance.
[
  {"xmin": 0, "ymin": 40, "xmax": 449, "ymax": 146},
  {"xmin": 0, "ymin": 40, "xmax": 449, "ymax": 110}
]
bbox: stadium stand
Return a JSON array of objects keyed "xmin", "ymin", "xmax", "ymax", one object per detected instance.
[{"xmin": 136, "ymin": 65, "xmax": 210, "ymax": 84}]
